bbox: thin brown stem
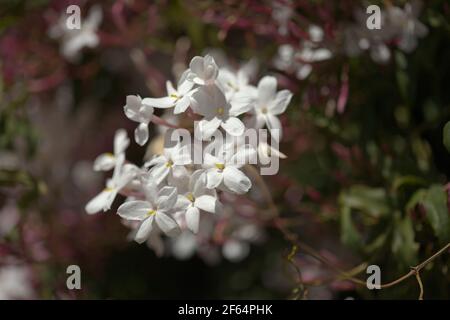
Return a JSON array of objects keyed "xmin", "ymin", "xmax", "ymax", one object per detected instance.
[{"xmin": 246, "ymin": 164, "xmax": 450, "ymax": 297}]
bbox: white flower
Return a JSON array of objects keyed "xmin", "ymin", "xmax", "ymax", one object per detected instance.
[
  {"xmin": 93, "ymin": 129, "xmax": 129, "ymax": 171},
  {"xmin": 257, "ymin": 141, "xmax": 287, "ymax": 165},
  {"xmin": 175, "ymin": 170, "xmax": 221, "ymax": 233},
  {"xmin": 0, "ymin": 265, "xmax": 34, "ymax": 300},
  {"xmin": 117, "ymin": 182, "xmax": 180, "ymax": 243},
  {"xmin": 274, "ymin": 26, "xmax": 331, "ymax": 80},
  {"xmin": 144, "ymin": 142, "xmax": 191, "ymax": 185},
  {"xmin": 142, "ymin": 70, "xmax": 195, "ymax": 114},
  {"xmin": 85, "ymin": 155, "xmax": 136, "ymax": 214},
  {"xmin": 386, "ymin": 1, "xmax": 428, "ymax": 53},
  {"xmin": 249, "ymin": 76, "xmax": 292, "ymax": 141},
  {"xmin": 49, "ymin": 5, "xmax": 102, "ymax": 62},
  {"xmin": 217, "ymin": 67, "xmax": 256, "ymax": 99},
  {"xmin": 186, "ymin": 55, "xmax": 219, "ymax": 85},
  {"xmin": 343, "ymin": 8, "xmax": 395, "ymax": 64},
  {"xmin": 272, "ymin": 0, "xmax": 293, "ymax": 36},
  {"xmin": 123, "ymin": 95, "xmax": 154, "ymax": 146},
  {"xmin": 192, "ymin": 85, "xmax": 251, "ymax": 140},
  {"xmin": 201, "ymin": 141, "xmax": 255, "ymax": 194}
]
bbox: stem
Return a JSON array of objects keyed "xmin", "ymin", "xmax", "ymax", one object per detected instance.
[
  {"xmin": 246, "ymin": 164, "xmax": 450, "ymax": 297},
  {"xmin": 151, "ymin": 115, "xmax": 180, "ymax": 129}
]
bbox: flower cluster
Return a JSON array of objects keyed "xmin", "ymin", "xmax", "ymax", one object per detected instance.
[
  {"xmin": 85, "ymin": 54, "xmax": 292, "ymax": 259},
  {"xmin": 343, "ymin": 1, "xmax": 428, "ymax": 63}
]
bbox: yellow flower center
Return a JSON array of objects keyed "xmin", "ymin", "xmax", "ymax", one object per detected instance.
[
  {"xmin": 215, "ymin": 163, "xmax": 225, "ymax": 170},
  {"xmin": 261, "ymin": 107, "xmax": 268, "ymax": 114},
  {"xmin": 227, "ymin": 81, "xmax": 238, "ymax": 91},
  {"xmin": 146, "ymin": 209, "xmax": 156, "ymax": 217},
  {"xmin": 166, "ymin": 160, "xmax": 174, "ymax": 168},
  {"xmin": 217, "ymin": 107, "xmax": 224, "ymax": 115},
  {"xmin": 186, "ymin": 193, "xmax": 195, "ymax": 203},
  {"xmin": 170, "ymin": 93, "xmax": 179, "ymax": 100},
  {"xmin": 105, "ymin": 152, "xmax": 115, "ymax": 158},
  {"xmin": 103, "ymin": 187, "xmax": 113, "ymax": 192}
]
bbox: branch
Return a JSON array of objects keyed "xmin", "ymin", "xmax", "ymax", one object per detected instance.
[{"xmin": 245, "ymin": 164, "xmax": 450, "ymax": 298}]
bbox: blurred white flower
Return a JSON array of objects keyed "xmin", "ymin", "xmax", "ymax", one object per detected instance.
[
  {"xmin": 49, "ymin": 5, "xmax": 102, "ymax": 62},
  {"xmin": 85, "ymin": 154, "xmax": 137, "ymax": 214},
  {"xmin": 123, "ymin": 95, "xmax": 154, "ymax": 146},
  {"xmin": 93, "ymin": 129, "xmax": 130, "ymax": 171},
  {"xmin": 186, "ymin": 55, "xmax": 219, "ymax": 85},
  {"xmin": 386, "ymin": 1, "xmax": 428, "ymax": 53},
  {"xmin": 249, "ymin": 76, "xmax": 292, "ymax": 141},
  {"xmin": 0, "ymin": 266, "xmax": 34, "ymax": 300}
]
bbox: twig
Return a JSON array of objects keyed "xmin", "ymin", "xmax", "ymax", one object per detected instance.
[{"xmin": 246, "ymin": 164, "xmax": 450, "ymax": 298}]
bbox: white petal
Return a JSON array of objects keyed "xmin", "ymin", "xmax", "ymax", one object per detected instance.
[
  {"xmin": 93, "ymin": 153, "xmax": 115, "ymax": 171},
  {"xmin": 223, "ymin": 166, "xmax": 252, "ymax": 194},
  {"xmin": 196, "ymin": 118, "xmax": 221, "ymax": 140},
  {"xmin": 144, "ymin": 155, "xmax": 166, "ymax": 168},
  {"xmin": 229, "ymin": 91, "xmax": 254, "ymax": 116},
  {"xmin": 266, "ymin": 114, "xmax": 282, "ymax": 141},
  {"xmin": 157, "ymin": 186, "xmax": 178, "ymax": 211},
  {"xmin": 115, "ymin": 168, "xmax": 136, "ymax": 190},
  {"xmin": 194, "ymin": 195, "xmax": 217, "ymax": 214},
  {"xmin": 257, "ymin": 76, "xmax": 277, "ymax": 104},
  {"xmin": 142, "ymin": 96, "xmax": 174, "ymax": 109},
  {"xmin": 155, "ymin": 212, "xmax": 179, "ymax": 236},
  {"xmin": 117, "ymin": 200, "xmax": 152, "ymax": 221},
  {"xmin": 206, "ymin": 168, "xmax": 223, "ymax": 189},
  {"xmin": 247, "ymin": 113, "xmax": 265, "ymax": 129},
  {"xmin": 134, "ymin": 123, "xmax": 149, "ymax": 146},
  {"xmin": 177, "ymin": 70, "xmax": 194, "ymax": 93},
  {"xmin": 143, "ymin": 179, "xmax": 159, "ymax": 205},
  {"xmin": 191, "ymin": 170, "xmax": 207, "ymax": 196},
  {"xmin": 147, "ymin": 231, "xmax": 164, "ymax": 257},
  {"xmin": 149, "ymin": 163, "xmax": 170, "ymax": 184},
  {"xmin": 229, "ymin": 144, "xmax": 257, "ymax": 168},
  {"xmin": 170, "ymin": 165, "xmax": 188, "ymax": 181},
  {"xmin": 135, "ymin": 217, "xmax": 154, "ymax": 244},
  {"xmin": 171, "ymin": 145, "xmax": 192, "ymax": 165},
  {"xmin": 124, "ymin": 95, "xmax": 142, "ymax": 122},
  {"xmin": 221, "ymin": 117, "xmax": 244, "ymax": 136},
  {"xmin": 185, "ymin": 206, "xmax": 200, "ymax": 233},
  {"xmin": 166, "ymin": 80, "xmax": 177, "ymax": 96},
  {"xmin": 203, "ymin": 153, "xmax": 222, "ymax": 168},
  {"xmin": 269, "ymin": 90, "xmax": 292, "ymax": 115},
  {"xmin": 114, "ymin": 129, "xmax": 130, "ymax": 155},
  {"xmin": 85, "ymin": 190, "xmax": 114, "ymax": 214},
  {"xmin": 189, "ymin": 56, "xmax": 204, "ymax": 75},
  {"xmin": 190, "ymin": 86, "xmax": 217, "ymax": 117},
  {"xmin": 174, "ymin": 96, "xmax": 191, "ymax": 114},
  {"xmin": 175, "ymin": 195, "xmax": 192, "ymax": 210}
]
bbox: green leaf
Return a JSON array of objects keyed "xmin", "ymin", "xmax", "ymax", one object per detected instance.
[
  {"xmin": 340, "ymin": 185, "xmax": 389, "ymax": 218},
  {"xmin": 392, "ymin": 175, "xmax": 426, "ymax": 192},
  {"xmin": 443, "ymin": 121, "xmax": 450, "ymax": 153},
  {"xmin": 392, "ymin": 215, "xmax": 418, "ymax": 266},
  {"xmin": 406, "ymin": 189, "xmax": 426, "ymax": 212},
  {"xmin": 423, "ymin": 185, "xmax": 450, "ymax": 242},
  {"xmin": 340, "ymin": 206, "xmax": 362, "ymax": 250}
]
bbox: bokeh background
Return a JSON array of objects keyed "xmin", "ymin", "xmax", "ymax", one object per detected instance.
[{"xmin": 1, "ymin": 0, "xmax": 450, "ymax": 299}]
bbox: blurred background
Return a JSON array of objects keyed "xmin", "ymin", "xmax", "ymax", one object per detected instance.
[{"xmin": 0, "ymin": 0, "xmax": 450, "ymax": 299}]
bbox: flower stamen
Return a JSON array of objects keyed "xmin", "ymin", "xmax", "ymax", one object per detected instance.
[
  {"xmin": 215, "ymin": 163, "xmax": 225, "ymax": 170},
  {"xmin": 146, "ymin": 209, "xmax": 156, "ymax": 217},
  {"xmin": 166, "ymin": 160, "xmax": 174, "ymax": 168}
]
